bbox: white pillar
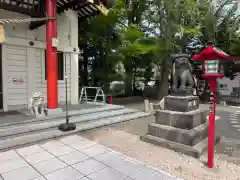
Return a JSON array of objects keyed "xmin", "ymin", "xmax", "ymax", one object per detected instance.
[
  {"xmin": 27, "ymin": 47, "xmax": 36, "ymax": 108},
  {"xmin": 68, "ymin": 10, "xmax": 79, "ymax": 104},
  {"xmin": 144, "ymin": 99, "xmax": 150, "ymax": 112},
  {"xmin": 70, "ymin": 53, "xmax": 79, "ymax": 104}
]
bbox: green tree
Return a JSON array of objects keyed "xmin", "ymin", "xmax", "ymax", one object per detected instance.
[
  {"xmin": 143, "ymin": 0, "xmax": 203, "ymax": 99},
  {"xmin": 78, "ymin": 0, "xmax": 126, "ymax": 92},
  {"xmin": 200, "ymin": 0, "xmax": 240, "ymax": 55}
]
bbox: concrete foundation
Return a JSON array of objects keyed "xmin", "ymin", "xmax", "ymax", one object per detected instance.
[{"xmin": 141, "ymin": 95, "xmax": 220, "ymax": 158}]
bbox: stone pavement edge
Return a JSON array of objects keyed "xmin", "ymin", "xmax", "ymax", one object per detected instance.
[{"xmin": 0, "ymin": 135, "xmax": 181, "ymax": 180}]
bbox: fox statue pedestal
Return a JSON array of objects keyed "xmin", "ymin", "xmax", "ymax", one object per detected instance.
[{"xmin": 141, "ymin": 95, "xmax": 220, "ymax": 158}]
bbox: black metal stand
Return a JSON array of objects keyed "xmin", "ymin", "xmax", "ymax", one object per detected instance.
[{"xmin": 59, "ymin": 53, "xmax": 76, "ymax": 132}]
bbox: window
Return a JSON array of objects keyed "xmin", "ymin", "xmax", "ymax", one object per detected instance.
[{"xmin": 45, "ymin": 50, "xmax": 64, "ymax": 80}]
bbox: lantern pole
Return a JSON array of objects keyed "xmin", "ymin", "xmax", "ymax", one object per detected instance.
[{"xmin": 208, "ymin": 78, "xmax": 217, "ymax": 168}]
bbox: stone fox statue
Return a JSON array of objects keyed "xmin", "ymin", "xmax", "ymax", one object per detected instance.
[
  {"xmin": 172, "ymin": 57, "xmax": 194, "ymax": 91},
  {"xmin": 29, "ymin": 92, "xmax": 45, "ymax": 116}
]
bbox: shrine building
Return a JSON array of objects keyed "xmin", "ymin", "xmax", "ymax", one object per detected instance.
[{"xmin": 0, "ymin": 0, "xmax": 110, "ymax": 112}]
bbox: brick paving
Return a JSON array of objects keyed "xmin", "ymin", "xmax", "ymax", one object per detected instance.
[{"xmin": 0, "ymin": 135, "xmax": 179, "ymax": 180}]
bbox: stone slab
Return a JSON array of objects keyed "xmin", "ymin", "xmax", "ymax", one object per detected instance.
[
  {"xmin": 148, "ymin": 123, "xmax": 208, "ymax": 146},
  {"xmin": 45, "ymin": 166, "xmax": 84, "ymax": 180},
  {"xmin": 141, "ymin": 134, "xmax": 220, "ymax": 158},
  {"xmin": 155, "ymin": 109, "xmax": 205, "ymax": 129},
  {"xmin": 2, "ymin": 166, "xmax": 41, "ymax": 180},
  {"xmin": 45, "ymin": 108, "xmax": 63, "ymax": 117},
  {"xmin": 164, "ymin": 95, "xmax": 199, "ymax": 112},
  {"xmin": 0, "ymin": 135, "xmax": 180, "ymax": 180}
]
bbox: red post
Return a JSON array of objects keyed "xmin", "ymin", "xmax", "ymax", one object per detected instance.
[
  {"xmin": 46, "ymin": 0, "xmax": 58, "ymax": 109},
  {"xmin": 109, "ymin": 96, "xmax": 113, "ymax": 104},
  {"xmin": 208, "ymin": 78, "xmax": 217, "ymax": 168}
]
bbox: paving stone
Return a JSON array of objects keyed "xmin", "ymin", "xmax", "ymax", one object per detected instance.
[
  {"xmin": 87, "ymin": 166, "xmax": 126, "ymax": 180},
  {"xmin": 2, "ymin": 166, "xmax": 41, "ymax": 180},
  {"xmin": 79, "ymin": 177, "xmax": 90, "ymax": 180},
  {"xmin": 33, "ymin": 158, "xmax": 67, "ymax": 175},
  {"xmin": 58, "ymin": 151, "xmax": 89, "ymax": 165},
  {"xmin": 43, "ymin": 145, "xmax": 75, "ymax": 157},
  {"xmin": 45, "ymin": 166, "xmax": 84, "ymax": 180},
  {"xmin": 94, "ymin": 152, "xmax": 143, "ymax": 176},
  {"xmin": 16, "ymin": 145, "xmax": 44, "ymax": 156},
  {"xmin": 80, "ymin": 144, "xmax": 108, "ymax": 157},
  {"xmin": 130, "ymin": 167, "xmax": 175, "ymax": 180},
  {"xmin": 23, "ymin": 151, "xmax": 55, "ymax": 165},
  {"xmin": 0, "ymin": 150, "xmax": 20, "ymax": 162},
  {"xmin": 40, "ymin": 140, "xmax": 65, "ymax": 150},
  {"xmin": 59, "ymin": 135, "xmax": 84, "ymax": 145},
  {"xmin": 94, "ymin": 151, "xmax": 122, "ymax": 162},
  {"xmin": 32, "ymin": 176, "xmax": 45, "ymax": 180},
  {"xmin": 68, "ymin": 139, "xmax": 95, "ymax": 150},
  {"xmin": 72, "ymin": 158, "xmax": 106, "ymax": 175},
  {"xmin": 0, "ymin": 158, "xmax": 28, "ymax": 174}
]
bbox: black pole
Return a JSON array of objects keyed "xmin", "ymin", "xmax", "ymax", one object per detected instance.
[
  {"xmin": 58, "ymin": 52, "xmax": 76, "ymax": 132},
  {"xmin": 65, "ymin": 52, "xmax": 69, "ymax": 124}
]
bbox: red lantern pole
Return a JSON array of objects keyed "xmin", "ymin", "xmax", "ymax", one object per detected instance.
[{"xmin": 208, "ymin": 78, "xmax": 217, "ymax": 168}]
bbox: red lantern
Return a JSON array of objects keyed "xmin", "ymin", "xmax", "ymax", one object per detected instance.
[
  {"xmin": 192, "ymin": 46, "xmax": 231, "ymax": 79},
  {"xmin": 192, "ymin": 46, "xmax": 232, "ymax": 168}
]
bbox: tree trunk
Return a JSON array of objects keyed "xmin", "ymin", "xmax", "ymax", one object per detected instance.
[
  {"xmin": 157, "ymin": 67, "xmax": 169, "ymax": 100},
  {"xmin": 125, "ymin": 67, "xmax": 133, "ymax": 96}
]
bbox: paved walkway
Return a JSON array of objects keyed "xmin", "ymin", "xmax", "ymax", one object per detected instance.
[{"xmin": 0, "ymin": 135, "xmax": 179, "ymax": 180}]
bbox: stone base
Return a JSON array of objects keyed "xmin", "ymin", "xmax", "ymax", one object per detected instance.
[
  {"xmin": 170, "ymin": 89, "xmax": 193, "ymax": 96},
  {"xmin": 140, "ymin": 134, "xmax": 220, "ymax": 158},
  {"xmin": 148, "ymin": 123, "xmax": 208, "ymax": 146},
  {"xmin": 155, "ymin": 109, "xmax": 207, "ymax": 129},
  {"xmin": 44, "ymin": 108, "xmax": 62, "ymax": 117},
  {"xmin": 164, "ymin": 95, "xmax": 199, "ymax": 112}
]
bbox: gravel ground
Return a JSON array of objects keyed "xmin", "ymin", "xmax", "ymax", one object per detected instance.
[
  {"xmin": 79, "ymin": 126, "xmax": 240, "ymax": 180},
  {"xmin": 78, "ymin": 99, "xmax": 240, "ymax": 180}
]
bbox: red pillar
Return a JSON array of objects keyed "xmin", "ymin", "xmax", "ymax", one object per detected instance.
[
  {"xmin": 46, "ymin": 0, "xmax": 58, "ymax": 109},
  {"xmin": 208, "ymin": 78, "xmax": 217, "ymax": 168}
]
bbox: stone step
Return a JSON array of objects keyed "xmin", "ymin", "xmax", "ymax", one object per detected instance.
[
  {"xmin": 141, "ymin": 134, "xmax": 220, "ymax": 158},
  {"xmin": 0, "ymin": 108, "xmax": 139, "ymax": 140},
  {"xmin": 0, "ymin": 105, "xmax": 124, "ymax": 128},
  {"xmin": 147, "ymin": 123, "xmax": 208, "ymax": 146},
  {"xmin": 0, "ymin": 111, "xmax": 149, "ymax": 151},
  {"xmin": 141, "ymin": 134, "xmax": 202, "ymax": 158}
]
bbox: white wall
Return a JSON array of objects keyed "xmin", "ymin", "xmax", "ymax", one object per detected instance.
[
  {"xmin": 218, "ymin": 74, "xmax": 240, "ymax": 95},
  {"xmin": 0, "ymin": 9, "xmax": 79, "ymax": 111}
]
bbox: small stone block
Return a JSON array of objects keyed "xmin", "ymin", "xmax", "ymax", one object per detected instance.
[
  {"xmin": 45, "ymin": 108, "xmax": 62, "ymax": 117},
  {"xmin": 164, "ymin": 95, "xmax": 199, "ymax": 112}
]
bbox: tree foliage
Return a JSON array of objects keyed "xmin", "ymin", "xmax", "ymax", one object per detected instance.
[{"xmin": 79, "ymin": 0, "xmax": 240, "ymax": 97}]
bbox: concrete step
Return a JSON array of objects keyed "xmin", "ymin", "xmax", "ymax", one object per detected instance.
[
  {"xmin": 0, "ymin": 108, "xmax": 139, "ymax": 140},
  {"xmin": 0, "ymin": 111, "xmax": 149, "ymax": 151},
  {"xmin": 140, "ymin": 134, "xmax": 201, "ymax": 158},
  {"xmin": 147, "ymin": 123, "xmax": 208, "ymax": 146},
  {"xmin": 0, "ymin": 105, "xmax": 124, "ymax": 128},
  {"xmin": 141, "ymin": 134, "xmax": 220, "ymax": 158}
]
